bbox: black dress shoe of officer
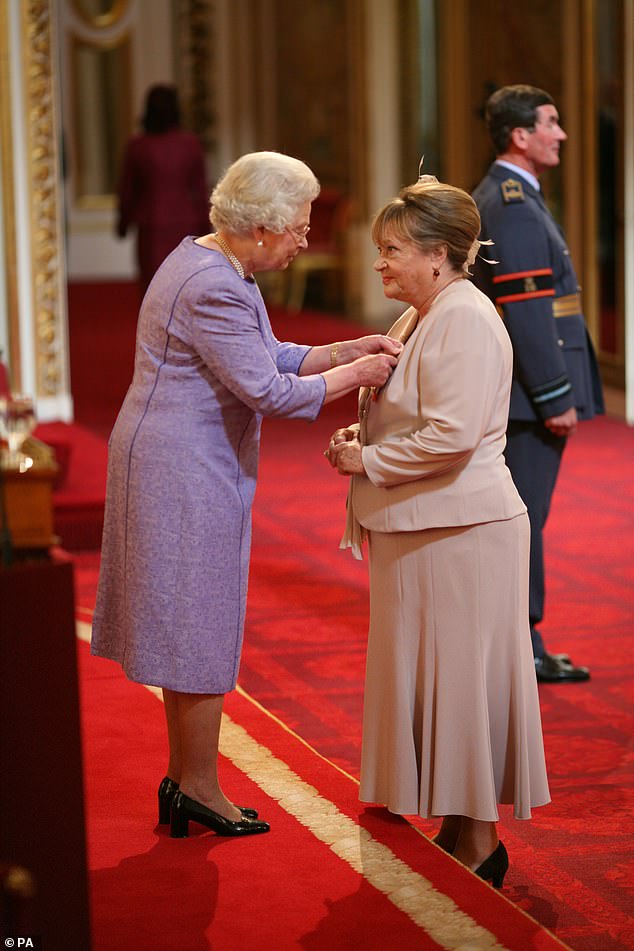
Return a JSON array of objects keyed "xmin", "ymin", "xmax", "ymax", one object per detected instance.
[
  {"xmin": 170, "ymin": 791, "xmax": 270, "ymax": 838},
  {"xmin": 158, "ymin": 776, "xmax": 258, "ymax": 824},
  {"xmin": 535, "ymin": 652, "xmax": 590, "ymax": 683}
]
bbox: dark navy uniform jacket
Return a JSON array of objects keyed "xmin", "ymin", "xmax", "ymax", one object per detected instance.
[{"xmin": 472, "ymin": 163, "xmax": 604, "ymax": 422}]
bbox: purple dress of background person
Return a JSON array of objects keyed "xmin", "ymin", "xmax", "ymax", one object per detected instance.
[{"xmin": 90, "ymin": 237, "xmax": 326, "ymax": 693}]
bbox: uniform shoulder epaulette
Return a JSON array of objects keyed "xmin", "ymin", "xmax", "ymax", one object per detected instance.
[{"xmin": 500, "ymin": 178, "xmax": 525, "ymax": 204}]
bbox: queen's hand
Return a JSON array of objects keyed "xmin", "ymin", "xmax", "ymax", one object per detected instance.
[
  {"xmin": 352, "ymin": 352, "xmax": 397, "ymax": 388},
  {"xmin": 349, "ymin": 334, "xmax": 402, "ymax": 360}
]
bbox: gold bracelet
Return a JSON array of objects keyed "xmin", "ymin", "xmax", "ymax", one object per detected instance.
[{"xmin": 330, "ymin": 343, "xmax": 339, "ymax": 368}]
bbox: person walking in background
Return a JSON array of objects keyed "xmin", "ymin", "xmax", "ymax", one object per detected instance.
[
  {"xmin": 472, "ymin": 84, "xmax": 604, "ymax": 684},
  {"xmin": 327, "ymin": 176, "xmax": 549, "ymax": 886},
  {"xmin": 92, "ymin": 150, "xmax": 400, "ymax": 841},
  {"xmin": 116, "ymin": 84, "xmax": 210, "ymax": 292}
]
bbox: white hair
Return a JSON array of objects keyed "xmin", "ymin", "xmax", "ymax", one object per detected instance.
[{"xmin": 210, "ymin": 151, "xmax": 320, "ymax": 235}]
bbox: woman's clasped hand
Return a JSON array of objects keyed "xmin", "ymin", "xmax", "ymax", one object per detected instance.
[{"xmin": 324, "ymin": 427, "xmax": 364, "ymax": 474}]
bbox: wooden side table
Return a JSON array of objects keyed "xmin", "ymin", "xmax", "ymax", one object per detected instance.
[{"xmin": 1, "ymin": 437, "xmax": 58, "ymax": 554}]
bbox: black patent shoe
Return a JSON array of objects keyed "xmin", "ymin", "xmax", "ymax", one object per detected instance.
[
  {"xmin": 170, "ymin": 791, "xmax": 270, "ymax": 838},
  {"xmin": 158, "ymin": 776, "xmax": 180, "ymax": 824},
  {"xmin": 475, "ymin": 841, "xmax": 509, "ymax": 888},
  {"xmin": 158, "ymin": 776, "xmax": 258, "ymax": 824}
]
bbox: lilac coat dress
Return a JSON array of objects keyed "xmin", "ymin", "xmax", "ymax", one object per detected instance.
[{"xmin": 91, "ymin": 238, "xmax": 326, "ymax": 693}]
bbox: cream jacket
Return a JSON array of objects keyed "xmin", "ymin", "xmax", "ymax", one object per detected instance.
[{"xmin": 343, "ymin": 280, "xmax": 526, "ymax": 555}]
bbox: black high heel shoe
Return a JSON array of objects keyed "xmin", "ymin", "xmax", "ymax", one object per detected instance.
[
  {"xmin": 170, "ymin": 791, "xmax": 270, "ymax": 838},
  {"xmin": 475, "ymin": 841, "xmax": 509, "ymax": 888},
  {"xmin": 158, "ymin": 776, "xmax": 180, "ymax": 824},
  {"xmin": 158, "ymin": 777, "xmax": 259, "ymax": 824}
]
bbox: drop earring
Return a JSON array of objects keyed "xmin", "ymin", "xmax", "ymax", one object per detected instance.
[{"xmin": 433, "ymin": 268, "xmax": 440, "ymax": 280}]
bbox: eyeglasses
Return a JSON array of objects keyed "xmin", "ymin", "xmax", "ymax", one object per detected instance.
[{"xmin": 285, "ymin": 224, "xmax": 311, "ymax": 242}]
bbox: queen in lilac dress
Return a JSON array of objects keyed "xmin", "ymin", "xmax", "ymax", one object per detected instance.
[
  {"xmin": 91, "ymin": 151, "xmax": 401, "ymax": 838},
  {"xmin": 91, "ymin": 235, "xmax": 326, "ymax": 692}
]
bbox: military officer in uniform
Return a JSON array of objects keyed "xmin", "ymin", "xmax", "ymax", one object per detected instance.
[{"xmin": 472, "ymin": 84, "xmax": 604, "ymax": 683}]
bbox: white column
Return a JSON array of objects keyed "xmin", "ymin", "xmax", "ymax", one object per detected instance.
[
  {"xmin": 7, "ymin": 0, "xmax": 36, "ymax": 398},
  {"xmin": 349, "ymin": 0, "xmax": 404, "ymax": 328}
]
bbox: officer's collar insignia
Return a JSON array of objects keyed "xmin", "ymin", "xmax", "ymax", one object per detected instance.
[{"xmin": 501, "ymin": 178, "xmax": 525, "ymax": 203}]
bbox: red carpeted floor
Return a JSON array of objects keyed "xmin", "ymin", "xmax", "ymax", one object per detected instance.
[
  {"xmin": 61, "ymin": 282, "xmax": 634, "ymax": 950},
  {"xmin": 77, "ymin": 624, "xmax": 565, "ymax": 951},
  {"xmin": 245, "ymin": 408, "xmax": 634, "ymax": 951}
]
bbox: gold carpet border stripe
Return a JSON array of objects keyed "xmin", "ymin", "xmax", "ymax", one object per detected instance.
[
  {"xmin": 76, "ymin": 621, "xmax": 506, "ymax": 949},
  {"xmin": 216, "ymin": 715, "xmax": 508, "ymax": 950},
  {"xmin": 235, "ymin": 683, "xmax": 362, "ymax": 787},
  {"xmin": 76, "ymin": 621, "xmax": 92, "ymax": 643}
]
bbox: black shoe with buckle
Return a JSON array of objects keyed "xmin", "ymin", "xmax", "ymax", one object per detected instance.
[
  {"xmin": 170, "ymin": 791, "xmax": 270, "ymax": 838},
  {"xmin": 158, "ymin": 776, "xmax": 259, "ymax": 824},
  {"xmin": 534, "ymin": 652, "xmax": 590, "ymax": 683}
]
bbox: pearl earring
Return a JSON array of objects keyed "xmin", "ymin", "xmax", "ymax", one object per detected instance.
[
  {"xmin": 257, "ymin": 239, "xmax": 264, "ymax": 247},
  {"xmin": 433, "ymin": 268, "xmax": 440, "ymax": 280}
]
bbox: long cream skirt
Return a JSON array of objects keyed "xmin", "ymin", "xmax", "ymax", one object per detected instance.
[{"xmin": 360, "ymin": 514, "xmax": 550, "ymax": 821}]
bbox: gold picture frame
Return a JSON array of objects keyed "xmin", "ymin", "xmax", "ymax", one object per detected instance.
[{"xmin": 70, "ymin": 30, "xmax": 132, "ymax": 203}]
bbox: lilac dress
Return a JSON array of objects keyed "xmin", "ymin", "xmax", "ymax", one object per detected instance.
[{"xmin": 91, "ymin": 238, "xmax": 326, "ymax": 693}]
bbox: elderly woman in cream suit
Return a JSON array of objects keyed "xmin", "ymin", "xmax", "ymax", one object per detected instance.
[{"xmin": 327, "ymin": 177, "xmax": 550, "ymax": 887}]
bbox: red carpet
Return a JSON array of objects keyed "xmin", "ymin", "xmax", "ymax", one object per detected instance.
[
  {"xmin": 245, "ymin": 411, "xmax": 634, "ymax": 951},
  {"xmin": 67, "ymin": 281, "xmax": 138, "ymax": 439},
  {"xmin": 78, "ymin": 627, "xmax": 565, "ymax": 951},
  {"xmin": 64, "ymin": 282, "xmax": 634, "ymax": 950},
  {"xmin": 35, "ymin": 421, "xmax": 107, "ymax": 550}
]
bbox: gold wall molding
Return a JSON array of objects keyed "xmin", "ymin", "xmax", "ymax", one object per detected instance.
[
  {"xmin": 0, "ymin": 0, "xmax": 20, "ymax": 385},
  {"xmin": 21, "ymin": 0, "xmax": 68, "ymax": 400},
  {"xmin": 71, "ymin": 0, "xmax": 129, "ymax": 29}
]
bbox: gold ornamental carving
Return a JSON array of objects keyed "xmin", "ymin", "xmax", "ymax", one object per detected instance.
[
  {"xmin": 22, "ymin": 0, "xmax": 66, "ymax": 399},
  {"xmin": 175, "ymin": 0, "xmax": 216, "ymax": 152},
  {"xmin": 0, "ymin": 2, "xmax": 19, "ymax": 380}
]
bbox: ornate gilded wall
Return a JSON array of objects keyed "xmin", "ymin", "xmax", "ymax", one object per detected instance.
[
  {"xmin": 0, "ymin": 0, "xmax": 69, "ymax": 408},
  {"xmin": 22, "ymin": 0, "xmax": 68, "ymax": 400}
]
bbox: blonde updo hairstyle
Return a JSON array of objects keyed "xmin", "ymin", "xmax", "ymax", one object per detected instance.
[
  {"xmin": 210, "ymin": 151, "xmax": 320, "ymax": 236},
  {"xmin": 372, "ymin": 176, "xmax": 482, "ymax": 273}
]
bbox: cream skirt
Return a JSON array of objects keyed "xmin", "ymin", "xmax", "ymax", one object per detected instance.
[{"xmin": 360, "ymin": 514, "xmax": 550, "ymax": 821}]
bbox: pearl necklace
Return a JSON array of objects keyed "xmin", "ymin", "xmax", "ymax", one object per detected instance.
[{"xmin": 213, "ymin": 233, "xmax": 246, "ymax": 279}]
